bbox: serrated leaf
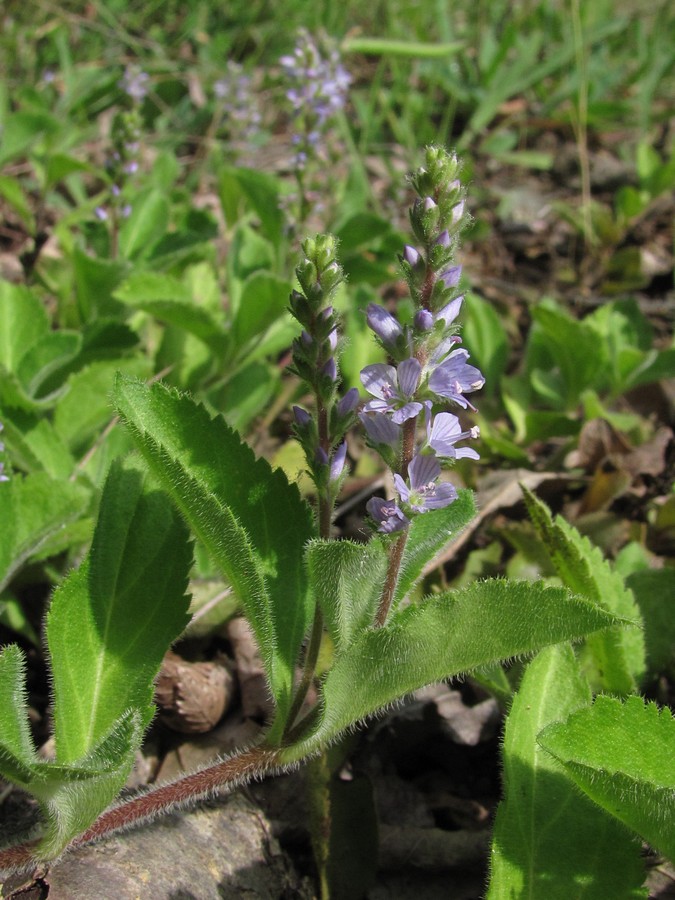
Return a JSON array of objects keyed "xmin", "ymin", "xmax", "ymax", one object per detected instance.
[
  {"xmin": 46, "ymin": 462, "xmax": 192, "ymax": 763},
  {"xmin": 488, "ymin": 644, "xmax": 647, "ymax": 900},
  {"xmin": 306, "ymin": 539, "xmax": 387, "ymax": 651},
  {"xmin": 393, "ymin": 489, "xmax": 476, "ymax": 607},
  {"xmin": 539, "ymin": 696, "xmax": 675, "ymax": 863},
  {"xmin": 0, "ymin": 472, "xmax": 91, "ymax": 594},
  {"xmin": 113, "ymin": 376, "xmax": 316, "ymax": 726},
  {"xmin": 283, "ymin": 579, "xmax": 627, "ymax": 760},
  {"xmin": 522, "ymin": 486, "xmax": 645, "ymax": 693}
]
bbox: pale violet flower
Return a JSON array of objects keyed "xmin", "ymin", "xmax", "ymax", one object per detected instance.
[
  {"xmin": 361, "ymin": 358, "xmax": 423, "ymax": 424},
  {"xmin": 359, "ymin": 411, "xmax": 401, "ymax": 448},
  {"xmin": 120, "ymin": 67, "xmax": 149, "ymax": 102},
  {"xmin": 428, "ymin": 348, "xmax": 485, "ymax": 410},
  {"xmin": 366, "ymin": 303, "xmax": 404, "ymax": 351},
  {"xmin": 393, "ymin": 454, "xmax": 457, "ymax": 513},
  {"xmin": 424, "ymin": 408, "xmax": 480, "ymax": 460},
  {"xmin": 330, "ymin": 441, "xmax": 348, "ymax": 482},
  {"xmin": 366, "ymin": 496, "xmax": 409, "ymax": 534}
]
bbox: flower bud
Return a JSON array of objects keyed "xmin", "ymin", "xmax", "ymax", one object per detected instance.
[{"xmin": 414, "ymin": 309, "xmax": 434, "ymax": 332}]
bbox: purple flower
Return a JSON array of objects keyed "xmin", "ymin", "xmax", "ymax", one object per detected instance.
[
  {"xmin": 94, "ymin": 206, "xmax": 108, "ymax": 221},
  {"xmin": 361, "ymin": 358, "xmax": 423, "ymax": 424},
  {"xmin": 393, "ymin": 455, "xmax": 457, "ymax": 513},
  {"xmin": 214, "ymin": 61, "xmax": 262, "ymax": 142},
  {"xmin": 330, "ymin": 441, "xmax": 348, "ymax": 481},
  {"xmin": 403, "ymin": 245, "xmax": 421, "ymax": 267},
  {"xmin": 434, "ymin": 295, "xmax": 463, "ymax": 327},
  {"xmin": 120, "ymin": 67, "xmax": 149, "ymax": 102},
  {"xmin": 440, "ymin": 265, "xmax": 462, "ymax": 289},
  {"xmin": 280, "ymin": 30, "xmax": 350, "ymax": 127},
  {"xmin": 322, "ymin": 358, "xmax": 337, "ymax": 382},
  {"xmin": 366, "ymin": 303, "xmax": 403, "ymax": 350},
  {"xmin": 428, "ymin": 348, "xmax": 485, "ymax": 409},
  {"xmin": 337, "ymin": 387, "xmax": 360, "ymax": 416},
  {"xmin": 359, "ymin": 411, "xmax": 401, "ymax": 448},
  {"xmin": 424, "ymin": 409, "xmax": 480, "ymax": 460},
  {"xmin": 414, "ymin": 309, "xmax": 434, "ymax": 332},
  {"xmin": 293, "ymin": 406, "xmax": 311, "ymax": 428},
  {"xmin": 367, "ymin": 497, "xmax": 409, "ymax": 534}
]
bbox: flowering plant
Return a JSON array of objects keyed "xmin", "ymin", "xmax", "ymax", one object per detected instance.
[{"xmin": 0, "ymin": 149, "xmax": 659, "ymax": 895}]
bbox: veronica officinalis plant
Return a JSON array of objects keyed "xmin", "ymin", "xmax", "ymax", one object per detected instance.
[{"xmin": 0, "ymin": 150, "xmax": 638, "ymax": 889}]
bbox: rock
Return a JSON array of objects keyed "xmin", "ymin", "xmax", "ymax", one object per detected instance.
[{"xmin": 2, "ymin": 794, "xmax": 310, "ymax": 900}]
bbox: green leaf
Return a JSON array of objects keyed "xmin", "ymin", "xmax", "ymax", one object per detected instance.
[
  {"xmin": 0, "ymin": 110, "xmax": 59, "ymax": 166},
  {"xmin": 35, "ymin": 709, "xmax": 142, "ymax": 860},
  {"xmin": 393, "ymin": 490, "xmax": 477, "ymax": 607},
  {"xmin": 117, "ymin": 189, "xmax": 169, "ymax": 260},
  {"xmin": 113, "ymin": 376, "xmax": 315, "ymax": 726},
  {"xmin": 0, "ymin": 646, "xmax": 38, "ymax": 776},
  {"xmin": 527, "ymin": 303, "xmax": 608, "ymax": 408},
  {"xmin": 522, "ymin": 486, "xmax": 645, "ymax": 693},
  {"xmin": 306, "ymin": 539, "xmax": 387, "ymax": 651},
  {"xmin": 488, "ymin": 644, "xmax": 646, "ymax": 900},
  {"xmin": 462, "ymin": 293, "xmax": 510, "ymax": 398},
  {"xmin": 46, "ymin": 462, "xmax": 192, "ymax": 763},
  {"xmin": 0, "ymin": 472, "xmax": 91, "ymax": 594},
  {"xmin": 627, "ymin": 568, "xmax": 675, "ymax": 675},
  {"xmin": 219, "ymin": 166, "xmax": 283, "ymax": 248},
  {"xmin": 213, "ymin": 361, "xmax": 278, "ymax": 433},
  {"xmin": 0, "ymin": 410, "xmax": 74, "ymax": 478},
  {"xmin": 0, "ymin": 175, "xmax": 35, "ymax": 230},
  {"xmin": 539, "ymin": 696, "xmax": 675, "ymax": 864},
  {"xmin": 284, "ymin": 579, "xmax": 627, "ymax": 760},
  {"xmin": 16, "ymin": 331, "xmax": 81, "ymax": 398},
  {"xmin": 233, "ymin": 272, "xmax": 292, "ymax": 350},
  {"xmin": 0, "ymin": 282, "xmax": 49, "ymax": 373},
  {"xmin": 72, "ymin": 247, "xmax": 128, "ymax": 320},
  {"xmin": 53, "ymin": 357, "xmax": 150, "ymax": 456},
  {"xmin": 113, "ymin": 272, "xmax": 228, "ymax": 357}
]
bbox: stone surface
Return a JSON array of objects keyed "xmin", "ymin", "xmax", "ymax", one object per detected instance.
[{"xmin": 2, "ymin": 794, "xmax": 310, "ymax": 900}]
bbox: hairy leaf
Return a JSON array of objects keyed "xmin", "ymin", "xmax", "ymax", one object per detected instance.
[
  {"xmin": 539, "ymin": 696, "xmax": 675, "ymax": 864},
  {"xmin": 283, "ymin": 579, "xmax": 629, "ymax": 760},
  {"xmin": 47, "ymin": 462, "xmax": 192, "ymax": 763},
  {"xmin": 488, "ymin": 644, "xmax": 646, "ymax": 899},
  {"xmin": 113, "ymin": 375, "xmax": 315, "ymax": 725},
  {"xmin": 523, "ymin": 486, "xmax": 645, "ymax": 693},
  {"xmin": 393, "ymin": 489, "xmax": 476, "ymax": 608},
  {"xmin": 0, "ymin": 645, "xmax": 38, "ymax": 780},
  {"xmin": 307, "ymin": 539, "xmax": 387, "ymax": 651}
]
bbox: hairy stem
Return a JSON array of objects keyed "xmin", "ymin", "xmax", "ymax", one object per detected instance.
[
  {"xmin": 375, "ymin": 530, "xmax": 408, "ymax": 627},
  {"xmin": 0, "ymin": 745, "xmax": 283, "ymax": 876}
]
